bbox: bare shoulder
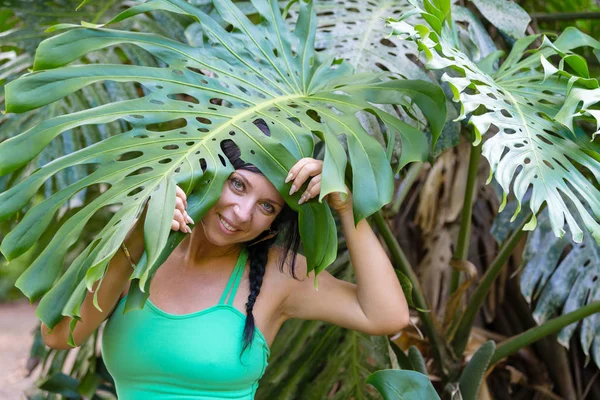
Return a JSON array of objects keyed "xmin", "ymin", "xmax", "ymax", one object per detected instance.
[{"xmin": 264, "ymin": 246, "xmax": 309, "ymax": 284}]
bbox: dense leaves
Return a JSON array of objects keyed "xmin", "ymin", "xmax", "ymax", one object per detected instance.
[
  {"xmin": 521, "ymin": 206, "xmax": 600, "ymax": 367},
  {"xmin": 390, "ymin": 0, "xmax": 600, "ymax": 245}
]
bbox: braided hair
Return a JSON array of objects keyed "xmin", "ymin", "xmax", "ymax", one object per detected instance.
[{"xmin": 221, "ymin": 139, "xmax": 301, "ymax": 354}]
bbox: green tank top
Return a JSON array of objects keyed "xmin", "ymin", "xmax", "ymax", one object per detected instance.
[{"xmin": 101, "ymin": 248, "xmax": 270, "ymax": 399}]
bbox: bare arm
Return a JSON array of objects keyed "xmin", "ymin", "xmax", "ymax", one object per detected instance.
[
  {"xmin": 41, "ymin": 186, "xmax": 194, "ymax": 349},
  {"xmin": 282, "ymin": 158, "xmax": 409, "ymax": 335},
  {"xmin": 41, "ymin": 218, "xmax": 145, "ymax": 349}
]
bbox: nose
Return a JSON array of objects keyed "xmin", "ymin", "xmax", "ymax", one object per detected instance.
[{"xmin": 233, "ymin": 201, "xmax": 253, "ymax": 223}]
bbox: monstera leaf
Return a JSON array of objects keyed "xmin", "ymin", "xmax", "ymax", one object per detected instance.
[
  {"xmin": 0, "ymin": 0, "xmax": 189, "ymax": 203},
  {"xmin": 0, "ymin": 0, "xmax": 445, "ymax": 332},
  {"xmin": 390, "ymin": 0, "xmax": 600, "ymax": 245},
  {"xmin": 521, "ymin": 205, "xmax": 600, "ymax": 367}
]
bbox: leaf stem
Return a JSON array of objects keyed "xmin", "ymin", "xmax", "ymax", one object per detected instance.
[
  {"xmin": 451, "ymin": 211, "xmax": 531, "ymax": 355},
  {"xmin": 490, "ymin": 301, "xmax": 600, "ymax": 366},
  {"xmin": 450, "ymin": 142, "xmax": 481, "ymax": 295},
  {"xmin": 372, "ymin": 210, "xmax": 452, "ymax": 375},
  {"xmin": 531, "ymin": 11, "xmax": 600, "ymax": 22},
  {"xmin": 388, "ymin": 162, "xmax": 424, "ymax": 216}
]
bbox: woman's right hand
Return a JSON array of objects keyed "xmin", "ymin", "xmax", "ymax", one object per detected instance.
[{"xmin": 172, "ymin": 185, "xmax": 194, "ymax": 233}]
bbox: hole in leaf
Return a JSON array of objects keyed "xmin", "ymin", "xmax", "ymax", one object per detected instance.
[
  {"xmin": 150, "ymin": 99, "xmax": 164, "ymax": 105},
  {"xmin": 116, "ymin": 151, "xmax": 144, "ymax": 162},
  {"xmin": 162, "ymin": 144, "xmax": 179, "ymax": 150},
  {"xmin": 380, "ymin": 38, "xmax": 396, "ymax": 47},
  {"xmin": 306, "ymin": 109, "xmax": 321, "ymax": 123},
  {"xmin": 147, "ymin": 118, "xmax": 187, "ymax": 132},
  {"xmin": 537, "ymin": 134, "xmax": 553, "ymax": 146},
  {"xmin": 253, "ymin": 118, "xmax": 270, "ymax": 136},
  {"xmin": 501, "ymin": 109, "xmax": 513, "ymax": 118},
  {"xmin": 288, "ymin": 117, "xmax": 301, "ymax": 127},
  {"xmin": 128, "ymin": 187, "xmax": 144, "ymax": 197},
  {"xmin": 158, "ymin": 158, "xmax": 172, "ymax": 164},
  {"xmin": 196, "ymin": 117, "xmax": 212, "ymax": 125},
  {"xmin": 125, "ymin": 167, "xmax": 153, "ymax": 177},
  {"xmin": 219, "ymin": 154, "xmax": 226, "ymax": 167},
  {"xmin": 167, "ymin": 93, "xmax": 199, "ymax": 104}
]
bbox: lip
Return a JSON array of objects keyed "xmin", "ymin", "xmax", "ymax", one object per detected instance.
[{"xmin": 218, "ymin": 214, "xmax": 241, "ymax": 234}]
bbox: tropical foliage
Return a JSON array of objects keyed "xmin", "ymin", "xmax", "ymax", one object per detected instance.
[{"xmin": 2, "ymin": 0, "xmax": 600, "ymax": 399}]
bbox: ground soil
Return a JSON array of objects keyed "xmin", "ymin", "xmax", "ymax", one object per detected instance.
[{"xmin": 0, "ymin": 299, "xmax": 39, "ymax": 400}]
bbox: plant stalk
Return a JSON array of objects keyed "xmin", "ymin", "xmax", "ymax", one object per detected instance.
[
  {"xmin": 490, "ymin": 301, "xmax": 600, "ymax": 366},
  {"xmin": 388, "ymin": 162, "xmax": 424, "ymax": 216},
  {"xmin": 372, "ymin": 210, "xmax": 452, "ymax": 375},
  {"xmin": 531, "ymin": 11, "xmax": 600, "ymax": 22},
  {"xmin": 451, "ymin": 211, "xmax": 530, "ymax": 356},
  {"xmin": 450, "ymin": 142, "xmax": 481, "ymax": 295}
]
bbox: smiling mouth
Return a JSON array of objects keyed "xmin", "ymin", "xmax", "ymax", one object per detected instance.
[{"xmin": 218, "ymin": 214, "xmax": 239, "ymax": 232}]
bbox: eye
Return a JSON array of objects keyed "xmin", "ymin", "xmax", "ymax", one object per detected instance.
[
  {"xmin": 261, "ymin": 202, "xmax": 275, "ymax": 214},
  {"xmin": 230, "ymin": 177, "xmax": 244, "ymax": 191}
]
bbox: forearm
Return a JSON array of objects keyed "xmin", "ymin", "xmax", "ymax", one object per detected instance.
[
  {"xmin": 41, "ymin": 221, "xmax": 145, "ymax": 349},
  {"xmin": 339, "ymin": 208, "xmax": 409, "ymax": 332}
]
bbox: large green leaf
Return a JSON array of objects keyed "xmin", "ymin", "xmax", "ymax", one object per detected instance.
[
  {"xmin": 289, "ymin": 0, "xmax": 428, "ymax": 80},
  {"xmin": 0, "ymin": 0, "xmax": 445, "ymax": 331},
  {"xmin": 366, "ymin": 369, "xmax": 440, "ymax": 400},
  {"xmin": 390, "ymin": 0, "xmax": 600, "ymax": 245},
  {"xmin": 521, "ymin": 205, "xmax": 600, "ymax": 367},
  {"xmin": 0, "ymin": 0, "xmax": 175, "ymax": 204},
  {"xmin": 284, "ymin": 0, "xmax": 463, "ymax": 161},
  {"xmin": 469, "ymin": 0, "xmax": 531, "ymax": 39}
]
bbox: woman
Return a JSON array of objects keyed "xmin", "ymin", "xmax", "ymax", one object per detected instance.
[{"xmin": 41, "ymin": 141, "xmax": 410, "ymax": 399}]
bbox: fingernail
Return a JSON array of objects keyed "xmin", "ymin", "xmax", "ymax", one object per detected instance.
[
  {"xmin": 187, "ymin": 215, "xmax": 194, "ymax": 224},
  {"xmin": 298, "ymin": 195, "xmax": 305, "ymax": 205},
  {"xmin": 289, "ymin": 185, "xmax": 297, "ymax": 196},
  {"xmin": 285, "ymin": 173, "xmax": 293, "ymax": 183},
  {"xmin": 187, "ymin": 226, "xmax": 192, "ymax": 233}
]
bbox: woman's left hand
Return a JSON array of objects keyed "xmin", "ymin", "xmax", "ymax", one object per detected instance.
[{"xmin": 285, "ymin": 157, "xmax": 352, "ymax": 214}]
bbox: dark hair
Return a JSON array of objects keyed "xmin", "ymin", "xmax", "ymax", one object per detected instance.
[{"xmin": 220, "ymin": 139, "xmax": 301, "ymax": 354}]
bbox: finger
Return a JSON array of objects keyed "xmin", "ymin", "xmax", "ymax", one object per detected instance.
[
  {"xmin": 299, "ymin": 175, "xmax": 321, "ymax": 204},
  {"xmin": 175, "ymin": 185, "xmax": 187, "ymax": 208},
  {"xmin": 289, "ymin": 161, "xmax": 323, "ymax": 195},
  {"xmin": 171, "ymin": 220, "xmax": 180, "ymax": 231},
  {"xmin": 173, "ymin": 209, "xmax": 189, "ymax": 233},
  {"xmin": 175, "ymin": 197, "xmax": 186, "ymax": 214},
  {"xmin": 285, "ymin": 157, "xmax": 313, "ymax": 184}
]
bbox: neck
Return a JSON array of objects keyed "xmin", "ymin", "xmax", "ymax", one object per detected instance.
[{"xmin": 180, "ymin": 220, "xmax": 242, "ymax": 266}]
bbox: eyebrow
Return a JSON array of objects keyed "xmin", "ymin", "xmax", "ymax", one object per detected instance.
[{"xmin": 234, "ymin": 173, "xmax": 284, "ymax": 208}]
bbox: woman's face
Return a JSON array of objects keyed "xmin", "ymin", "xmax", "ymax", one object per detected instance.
[{"xmin": 201, "ymin": 169, "xmax": 285, "ymax": 247}]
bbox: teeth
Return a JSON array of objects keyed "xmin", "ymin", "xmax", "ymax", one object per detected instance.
[{"xmin": 219, "ymin": 216, "xmax": 238, "ymax": 232}]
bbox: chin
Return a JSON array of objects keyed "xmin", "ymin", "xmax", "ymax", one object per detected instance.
[{"xmin": 201, "ymin": 213, "xmax": 246, "ymax": 247}]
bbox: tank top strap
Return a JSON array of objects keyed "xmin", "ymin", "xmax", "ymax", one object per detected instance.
[{"xmin": 218, "ymin": 247, "xmax": 249, "ymax": 306}]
